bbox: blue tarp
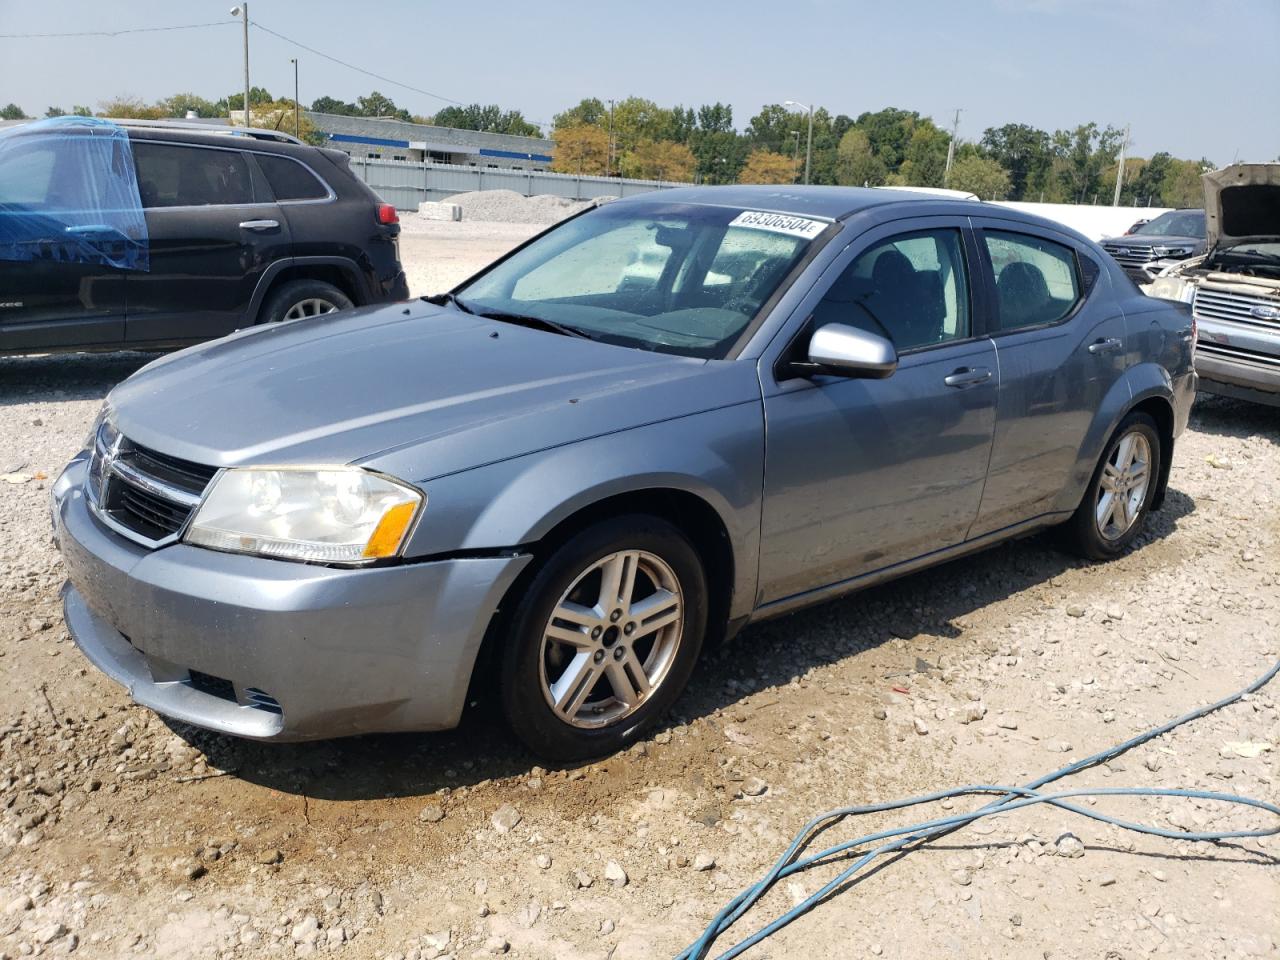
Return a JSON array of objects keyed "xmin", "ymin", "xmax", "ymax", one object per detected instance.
[{"xmin": 0, "ymin": 116, "xmax": 149, "ymax": 271}]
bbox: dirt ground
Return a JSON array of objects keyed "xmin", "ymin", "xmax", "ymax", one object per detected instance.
[{"xmin": 1, "ymin": 222, "xmax": 1277, "ymax": 960}]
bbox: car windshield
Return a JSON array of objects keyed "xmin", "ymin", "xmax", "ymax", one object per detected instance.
[
  {"xmin": 452, "ymin": 201, "xmax": 828, "ymax": 359},
  {"xmin": 1134, "ymin": 210, "xmax": 1205, "ymax": 238}
]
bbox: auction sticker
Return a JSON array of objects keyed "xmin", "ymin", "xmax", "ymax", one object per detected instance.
[{"xmin": 729, "ymin": 210, "xmax": 828, "ymax": 240}]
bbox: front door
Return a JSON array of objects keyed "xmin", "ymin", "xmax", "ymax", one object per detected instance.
[
  {"xmin": 758, "ymin": 220, "xmax": 999, "ymax": 605},
  {"xmin": 125, "ymin": 140, "xmax": 291, "ymax": 345}
]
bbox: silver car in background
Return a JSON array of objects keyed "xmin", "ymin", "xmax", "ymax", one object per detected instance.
[{"xmin": 53, "ymin": 186, "xmax": 1196, "ymax": 761}]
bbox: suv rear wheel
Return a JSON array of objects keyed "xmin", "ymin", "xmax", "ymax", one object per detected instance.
[{"xmin": 260, "ymin": 279, "xmax": 352, "ymax": 324}]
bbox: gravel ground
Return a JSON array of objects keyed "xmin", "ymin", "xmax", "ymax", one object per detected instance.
[{"xmin": 0, "ymin": 228, "xmax": 1277, "ymax": 960}]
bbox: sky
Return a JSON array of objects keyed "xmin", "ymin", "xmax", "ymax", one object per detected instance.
[{"xmin": 1, "ymin": 0, "xmax": 1276, "ymax": 164}]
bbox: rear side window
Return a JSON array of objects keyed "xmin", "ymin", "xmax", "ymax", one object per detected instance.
[
  {"xmin": 0, "ymin": 142, "xmax": 57, "ymax": 205},
  {"xmin": 983, "ymin": 230, "xmax": 1081, "ymax": 332},
  {"xmin": 255, "ymin": 154, "xmax": 329, "ymax": 201},
  {"xmin": 133, "ymin": 142, "xmax": 253, "ymax": 208}
]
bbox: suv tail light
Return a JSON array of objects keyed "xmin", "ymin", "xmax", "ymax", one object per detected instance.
[{"xmin": 376, "ymin": 203, "xmax": 399, "ymax": 225}]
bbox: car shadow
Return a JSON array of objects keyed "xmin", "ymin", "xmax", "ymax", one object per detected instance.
[
  {"xmin": 1190, "ymin": 393, "xmax": 1279, "ymax": 445},
  {"xmin": 0, "ymin": 351, "xmax": 157, "ymax": 408},
  {"xmin": 176, "ymin": 489, "xmax": 1196, "ymax": 802}
]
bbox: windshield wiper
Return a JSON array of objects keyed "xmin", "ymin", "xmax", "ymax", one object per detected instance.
[{"xmin": 473, "ymin": 309, "xmax": 595, "ymax": 340}]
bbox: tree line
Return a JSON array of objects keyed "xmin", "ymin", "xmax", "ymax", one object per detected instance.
[{"xmin": 4, "ymin": 91, "xmax": 1215, "ymax": 206}]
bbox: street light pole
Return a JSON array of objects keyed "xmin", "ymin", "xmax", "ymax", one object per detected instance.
[
  {"xmin": 785, "ymin": 100, "xmax": 814, "ymax": 185},
  {"xmin": 230, "ymin": 5, "xmax": 249, "ymax": 127},
  {"xmin": 790, "ymin": 130, "xmax": 801, "ymax": 182},
  {"xmin": 943, "ymin": 108, "xmax": 962, "ymax": 187},
  {"xmin": 291, "ymin": 57, "xmax": 299, "ymax": 138},
  {"xmin": 1112, "ymin": 123, "xmax": 1130, "ymax": 207}
]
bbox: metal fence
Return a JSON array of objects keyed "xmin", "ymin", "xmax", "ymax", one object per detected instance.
[{"xmin": 346, "ymin": 157, "xmax": 680, "ymax": 210}]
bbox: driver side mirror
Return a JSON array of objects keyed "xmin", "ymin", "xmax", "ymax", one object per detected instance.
[{"xmin": 806, "ymin": 322, "xmax": 898, "ymax": 379}]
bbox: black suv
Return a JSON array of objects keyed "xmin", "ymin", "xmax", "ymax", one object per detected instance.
[{"xmin": 0, "ymin": 119, "xmax": 408, "ymax": 355}]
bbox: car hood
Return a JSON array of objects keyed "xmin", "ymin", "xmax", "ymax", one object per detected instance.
[
  {"xmin": 109, "ymin": 302, "xmax": 756, "ymax": 481},
  {"xmin": 1202, "ymin": 163, "xmax": 1280, "ymax": 250},
  {"xmin": 1101, "ymin": 233, "xmax": 1202, "ymax": 249}
]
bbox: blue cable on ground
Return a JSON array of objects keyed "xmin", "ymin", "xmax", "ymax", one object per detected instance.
[{"xmin": 677, "ymin": 657, "xmax": 1280, "ymax": 960}]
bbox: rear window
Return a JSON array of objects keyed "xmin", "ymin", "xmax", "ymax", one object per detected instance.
[
  {"xmin": 133, "ymin": 142, "xmax": 253, "ymax": 208},
  {"xmin": 256, "ymin": 154, "xmax": 329, "ymax": 201}
]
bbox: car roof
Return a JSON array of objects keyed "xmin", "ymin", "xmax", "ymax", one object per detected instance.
[
  {"xmin": 121, "ymin": 125, "xmax": 316, "ymax": 158},
  {"xmin": 609, "ymin": 184, "xmax": 1092, "ymax": 241}
]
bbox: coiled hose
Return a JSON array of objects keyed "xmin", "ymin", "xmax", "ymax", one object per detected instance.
[{"xmin": 678, "ymin": 658, "xmax": 1280, "ymax": 960}]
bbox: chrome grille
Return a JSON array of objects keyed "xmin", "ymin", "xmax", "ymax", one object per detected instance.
[
  {"xmin": 88, "ymin": 423, "xmax": 217, "ymax": 546},
  {"xmin": 1192, "ymin": 287, "xmax": 1280, "ymax": 330},
  {"xmin": 1102, "ymin": 243, "xmax": 1160, "ymax": 271},
  {"xmin": 1196, "ymin": 341, "xmax": 1280, "ymax": 369}
]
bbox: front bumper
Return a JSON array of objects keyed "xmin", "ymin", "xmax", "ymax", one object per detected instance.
[
  {"xmin": 1196, "ymin": 345, "xmax": 1280, "ymax": 407},
  {"xmin": 52, "ymin": 457, "xmax": 531, "ymax": 740}
]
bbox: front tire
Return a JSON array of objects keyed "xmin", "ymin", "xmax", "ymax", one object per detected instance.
[
  {"xmin": 499, "ymin": 515, "xmax": 708, "ymax": 762},
  {"xmin": 1062, "ymin": 412, "xmax": 1162, "ymax": 560}
]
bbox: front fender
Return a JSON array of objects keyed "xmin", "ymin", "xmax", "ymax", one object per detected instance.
[
  {"xmin": 400, "ymin": 401, "xmax": 765, "ymax": 621},
  {"xmin": 1052, "ymin": 362, "xmax": 1174, "ymax": 515}
]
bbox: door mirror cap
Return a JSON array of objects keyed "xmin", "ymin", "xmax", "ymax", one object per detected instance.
[{"xmin": 807, "ymin": 323, "xmax": 898, "ymax": 379}]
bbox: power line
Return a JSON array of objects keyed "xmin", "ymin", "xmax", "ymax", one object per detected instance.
[
  {"xmin": 249, "ymin": 20, "xmax": 555, "ymax": 131},
  {"xmin": 0, "ymin": 21, "xmax": 232, "ymax": 39}
]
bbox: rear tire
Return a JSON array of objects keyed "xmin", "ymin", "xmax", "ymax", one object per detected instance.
[
  {"xmin": 259, "ymin": 279, "xmax": 352, "ymax": 324},
  {"xmin": 1061, "ymin": 412, "xmax": 1162, "ymax": 560},
  {"xmin": 499, "ymin": 515, "xmax": 708, "ymax": 762}
]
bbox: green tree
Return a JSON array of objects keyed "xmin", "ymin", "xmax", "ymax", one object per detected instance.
[
  {"xmin": 71, "ymin": 105, "xmax": 92, "ymax": 117},
  {"xmin": 834, "ymin": 128, "xmax": 886, "ymax": 186},
  {"xmin": 1160, "ymin": 158, "xmax": 1211, "ymax": 207},
  {"xmin": 980, "ymin": 123, "xmax": 1052, "ymax": 200},
  {"xmin": 97, "ymin": 96, "xmax": 166, "ymax": 120},
  {"xmin": 0, "ymin": 103, "xmax": 27, "ymax": 120},
  {"xmin": 949, "ymin": 153, "xmax": 1012, "ymax": 199},
  {"xmin": 310, "ymin": 95, "xmax": 358, "ymax": 116},
  {"xmin": 552, "ymin": 97, "xmax": 608, "ymax": 129},
  {"xmin": 551, "ymin": 123, "xmax": 610, "ymax": 175},
  {"xmin": 1051, "ymin": 123, "xmax": 1124, "ymax": 203},
  {"xmin": 431, "ymin": 103, "xmax": 540, "ymax": 137},
  {"xmin": 160, "ymin": 92, "xmax": 222, "ymax": 118},
  {"xmin": 899, "ymin": 124, "xmax": 950, "ymax": 187},
  {"xmin": 44, "ymin": 106, "xmax": 66, "ymax": 118},
  {"xmin": 620, "ymin": 139, "xmax": 696, "ymax": 182},
  {"xmin": 745, "ymin": 103, "xmax": 808, "ymax": 151},
  {"xmin": 225, "ymin": 87, "xmax": 274, "ymax": 112},
  {"xmin": 354, "ymin": 91, "xmax": 411, "ymax": 121}
]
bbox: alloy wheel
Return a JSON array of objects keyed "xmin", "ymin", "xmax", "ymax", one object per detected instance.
[
  {"xmin": 538, "ymin": 550, "xmax": 684, "ymax": 729},
  {"xmin": 283, "ymin": 297, "xmax": 339, "ymax": 320},
  {"xmin": 1095, "ymin": 431, "xmax": 1151, "ymax": 541}
]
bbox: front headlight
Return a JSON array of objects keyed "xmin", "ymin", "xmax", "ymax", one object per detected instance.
[
  {"xmin": 185, "ymin": 466, "xmax": 423, "ymax": 565},
  {"xmin": 85, "ymin": 401, "xmax": 114, "ymax": 450},
  {"xmin": 1152, "ymin": 246, "xmax": 1193, "ymax": 258},
  {"xmin": 1147, "ymin": 275, "xmax": 1195, "ymax": 303}
]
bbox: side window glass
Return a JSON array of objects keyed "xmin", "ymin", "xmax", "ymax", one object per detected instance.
[
  {"xmin": 813, "ymin": 228, "xmax": 970, "ymax": 351},
  {"xmin": 133, "ymin": 142, "xmax": 253, "ymax": 208},
  {"xmin": 0, "ymin": 143, "xmax": 58, "ymax": 206},
  {"xmin": 256, "ymin": 154, "xmax": 328, "ymax": 201},
  {"xmin": 984, "ymin": 230, "xmax": 1082, "ymax": 331}
]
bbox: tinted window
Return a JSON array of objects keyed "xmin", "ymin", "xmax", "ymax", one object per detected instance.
[
  {"xmin": 813, "ymin": 228, "xmax": 970, "ymax": 351},
  {"xmin": 984, "ymin": 230, "xmax": 1081, "ymax": 331},
  {"xmin": 133, "ymin": 142, "xmax": 253, "ymax": 208},
  {"xmin": 256, "ymin": 153, "xmax": 328, "ymax": 201},
  {"xmin": 0, "ymin": 142, "xmax": 57, "ymax": 205}
]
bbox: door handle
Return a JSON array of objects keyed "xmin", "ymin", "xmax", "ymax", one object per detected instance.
[
  {"xmin": 943, "ymin": 366, "xmax": 992, "ymax": 388},
  {"xmin": 1088, "ymin": 337, "xmax": 1123, "ymax": 355},
  {"xmin": 239, "ymin": 219, "xmax": 280, "ymax": 231}
]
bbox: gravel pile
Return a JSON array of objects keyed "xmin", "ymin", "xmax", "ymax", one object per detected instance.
[{"xmin": 446, "ymin": 189, "xmax": 609, "ymax": 225}]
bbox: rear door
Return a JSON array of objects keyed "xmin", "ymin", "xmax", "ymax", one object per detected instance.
[
  {"xmin": 0, "ymin": 132, "xmax": 126, "ymax": 351},
  {"xmin": 967, "ymin": 219, "xmax": 1126, "ymax": 536},
  {"xmin": 125, "ymin": 140, "xmax": 291, "ymax": 345}
]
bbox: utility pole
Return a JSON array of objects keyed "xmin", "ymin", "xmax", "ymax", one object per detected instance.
[
  {"xmin": 231, "ymin": 5, "xmax": 250, "ymax": 127},
  {"xmin": 784, "ymin": 101, "xmax": 814, "ymax": 185},
  {"xmin": 943, "ymin": 108, "xmax": 962, "ymax": 186},
  {"xmin": 1112, "ymin": 123, "xmax": 1130, "ymax": 207},
  {"xmin": 606, "ymin": 99, "xmax": 615, "ymax": 178},
  {"xmin": 790, "ymin": 130, "xmax": 801, "ymax": 182},
  {"xmin": 291, "ymin": 58, "xmax": 299, "ymax": 138}
]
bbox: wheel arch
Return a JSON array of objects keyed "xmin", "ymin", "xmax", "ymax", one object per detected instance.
[{"xmin": 248, "ymin": 256, "xmax": 371, "ymax": 322}]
